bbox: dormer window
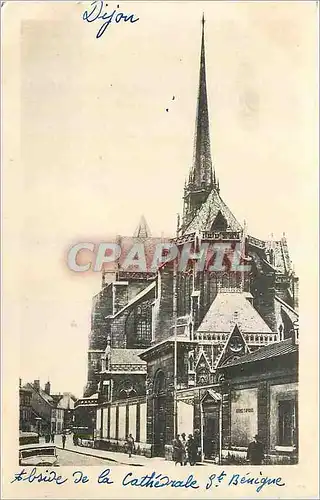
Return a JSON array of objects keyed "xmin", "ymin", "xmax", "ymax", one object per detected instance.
[{"xmin": 211, "ymin": 211, "xmax": 227, "ymax": 232}]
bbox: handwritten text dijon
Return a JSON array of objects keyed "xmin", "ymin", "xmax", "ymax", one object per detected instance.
[{"xmin": 82, "ymin": 1, "xmax": 139, "ymax": 38}]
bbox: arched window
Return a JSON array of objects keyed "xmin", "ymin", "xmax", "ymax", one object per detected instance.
[
  {"xmin": 154, "ymin": 370, "xmax": 166, "ymax": 396},
  {"xmin": 189, "ymin": 354, "xmax": 194, "ymax": 372},
  {"xmin": 119, "ymin": 390, "xmax": 128, "ymax": 400},
  {"xmin": 118, "ymin": 380, "xmax": 137, "ymax": 400},
  {"xmin": 126, "ymin": 302, "xmax": 152, "ymax": 348}
]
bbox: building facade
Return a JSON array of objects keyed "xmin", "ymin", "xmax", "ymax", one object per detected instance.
[
  {"xmin": 21, "ymin": 380, "xmax": 67, "ymax": 435},
  {"xmin": 19, "ymin": 379, "xmax": 33, "ymax": 432},
  {"xmin": 81, "ymin": 17, "xmax": 299, "ymax": 463},
  {"xmin": 218, "ymin": 334, "xmax": 299, "ymax": 464}
]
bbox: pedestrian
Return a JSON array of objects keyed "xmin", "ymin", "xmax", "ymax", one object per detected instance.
[
  {"xmin": 181, "ymin": 432, "xmax": 187, "ymax": 465},
  {"xmin": 45, "ymin": 433, "xmax": 50, "ymax": 443},
  {"xmin": 246, "ymin": 434, "xmax": 264, "ymax": 465},
  {"xmin": 193, "ymin": 428, "xmax": 201, "ymax": 462},
  {"xmin": 62, "ymin": 433, "xmax": 66, "ymax": 450},
  {"xmin": 187, "ymin": 434, "xmax": 197, "ymax": 466},
  {"xmin": 51, "ymin": 432, "xmax": 55, "ymax": 443},
  {"xmin": 73, "ymin": 433, "xmax": 78, "ymax": 446},
  {"xmin": 126, "ymin": 434, "xmax": 135, "ymax": 458},
  {"xmin": 172, "ymin": 434, "xmax": 183, "ymax": 466}
]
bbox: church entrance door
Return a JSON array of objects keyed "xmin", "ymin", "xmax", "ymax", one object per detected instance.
[
  {"xmin": 203, "ymin": 403, "xmax": 220, "ymax": 460},
  {"xmin": 153, "ymin": 395, "xmax": 166, "ymax": 457}
]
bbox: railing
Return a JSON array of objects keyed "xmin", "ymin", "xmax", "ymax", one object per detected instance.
[
  {"xmin": 201, "ymin": 231, "xmax": 241, "ymax": 241},
  {"xmin": 195, "ymin": 332, "xmax": 278, "ymax": 344},
  {"xmin": 109, "ymin": 364, "xmax": 147, "ymax": 372},
  {"xmin": 174, "ymin": 231, "xmax": 242, "ymax": 245},
  {"xmin": 247, "ymin": 235, "xmax": 266, "ymax": 249}
]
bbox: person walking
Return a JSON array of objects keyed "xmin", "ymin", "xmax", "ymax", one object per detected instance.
[
  {"xmin": 62, "ymin": 433, "xmax": 66, "ymax": 450},
  {"xmin": 181, "ymin": 433, "xmax": 187, "ymax": 465},
  {"xmin": 172, "ymin": 434, "xmax": 183, "ymax": 466},
  {"xmin": 51, "ymin": 432, "xmax": 55, "ymax": 443},
  {"xmin": 126, "ymin": 434, "xmax": 135, "ymax": 458},
  {"xmin": 187, "ymin": 434, "xmax": 198, "ymax": 466},
  {"xmin": 247, "ymin": 434, "xmax": 264, "ymax": 465}
]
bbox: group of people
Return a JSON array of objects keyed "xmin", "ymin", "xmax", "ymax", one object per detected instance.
[
  {"xmin": 44, "ymin": 432, "xmax": 67, "ymax": 449},
  {"xmin": 172, "ymin": 432, "xmax": 265, "ymax": 466},
  {"xmin": 172, "ymin": 433, "xmax": 199, "ymax": 466},
  {"xmin": 44, "ymin": 432, "xmax": 56, "ymax": 443}
]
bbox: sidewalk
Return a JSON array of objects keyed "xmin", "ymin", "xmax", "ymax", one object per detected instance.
[
  {"xmin": 55, "ymin": 438, "xmax": 207, "ymax": 467},
  {"xmin": 56, "ymin": 440, "xmax": 169, "ymax": 467}
]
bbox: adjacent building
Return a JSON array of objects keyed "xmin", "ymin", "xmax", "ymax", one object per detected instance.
[
  {"xmin": 19, "ymin": 379, "xmax": 33, "ymax": 432},
  {"xmin": 218, "ymin": 333, "xmax": 298, "ymax": 465},
  {"xmin": 20, "ymin": 380, "xmax": 75, "ymax": 435}
]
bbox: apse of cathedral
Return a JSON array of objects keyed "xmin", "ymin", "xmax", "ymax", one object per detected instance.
[{"xmin": 83, "ymin": 15, "xmax": 299, "ymax": 425}]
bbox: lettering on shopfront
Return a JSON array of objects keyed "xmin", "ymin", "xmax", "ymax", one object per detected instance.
[{"xmin": 235, "ymin": 408, "xmax": 254, "ymax": 414}]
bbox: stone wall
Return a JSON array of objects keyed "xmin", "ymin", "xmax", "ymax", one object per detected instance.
[{"xmin": 95, "ymin": 399, "xmax": 148, "ymax": 454}]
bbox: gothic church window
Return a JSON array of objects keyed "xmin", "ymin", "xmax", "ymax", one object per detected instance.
[{"xmin": 126, "ymin": 303, "xmax": 152, "ymax": 348}]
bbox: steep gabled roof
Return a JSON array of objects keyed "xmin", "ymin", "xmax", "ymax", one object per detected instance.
[
  {"xmin": 111, "ymin": 349, "xmax": 146, "ymax": 366},
  {"xmin": 195, "ymin": 349, "xmax": 212, "ymax": 371},
  {"xmin": 198, "ymin": 292, "xmax": 272, "ymax": 334},
  {"xmin": 184, "ymin": 189, "xmax": 242, "ymax": 235},
  {"xmin": 23, "ymin": 382, "xmax": 54, "ymax": 406},
  {"xmin": 214, "ymin": 324, "xmax": 251, "ymax": 370}
]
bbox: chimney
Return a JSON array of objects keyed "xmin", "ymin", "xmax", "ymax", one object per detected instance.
[
  {"xmin": 19, "ymin": 378, "xmax": 22, "ymax": 388},
  {"xmin": 34, "ymin": 379, "xmax": 40, "ymax": 391},
  {"xmin": 45, "ymin": 381, "xmax": 51, "ymax": 395}
]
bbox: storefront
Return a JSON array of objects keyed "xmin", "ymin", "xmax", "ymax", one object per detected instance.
[{"xmin": 218, "ymin": 337, "xmax": 299, "ymax": 465}]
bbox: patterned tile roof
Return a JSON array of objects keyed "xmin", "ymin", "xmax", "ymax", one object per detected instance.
[
  {"xmin": 220, "ymin": 338, "xmax": 298, "ymax": 368},
  {"xmin": 111, "ymin": 349, "xmax": 146, "ymax": 366},
  {"xmin": 185, "ymin": 189, "xmax": 242, "ymax": 234},
  {"xmin": 198, "ymin": 292, "xmax": 272, "ymax": 334}
]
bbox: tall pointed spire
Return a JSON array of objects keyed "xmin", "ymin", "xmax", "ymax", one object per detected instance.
[
  {"xmin": 189, "ymin": 14, "xmax": 214, "ymax": 191},
  {"xmin": 183, "ymin": 15, "xmax": 218, "ymax": 230}
]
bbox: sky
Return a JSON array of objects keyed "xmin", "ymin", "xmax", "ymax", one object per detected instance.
[{"xmin": 3, "ymin": 1, "xmax": 318, "ymax": 398}]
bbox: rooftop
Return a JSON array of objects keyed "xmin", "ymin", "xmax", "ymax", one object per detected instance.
[
  {"xmin": 198, "ymin": 292, "xmax": 272, "ymax": 334},
  {"xmin": 185, "ymin": 189, "xmax": 242, "ymax": 235},
  {"xmin": 111, "ymin": 349, "xmax": 146, "ymax": 366},
  {"xmin": 220, "ymin": 338, "xmax": 298, "ymax": 368}
]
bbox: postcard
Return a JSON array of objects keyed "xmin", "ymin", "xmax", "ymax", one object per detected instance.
[{"xmin": 1, "ymin": 1, "xmax": 319, "ymax": 498}]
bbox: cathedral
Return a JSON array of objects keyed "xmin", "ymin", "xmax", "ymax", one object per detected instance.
[{"xmin": 76, "ymin": 16, "xmax": 299, "ymax": 464}]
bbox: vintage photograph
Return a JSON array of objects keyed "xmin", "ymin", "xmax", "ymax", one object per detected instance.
[{"xmin": 13, "ymin": 1, "xmax": 315, "ymax": 473}]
